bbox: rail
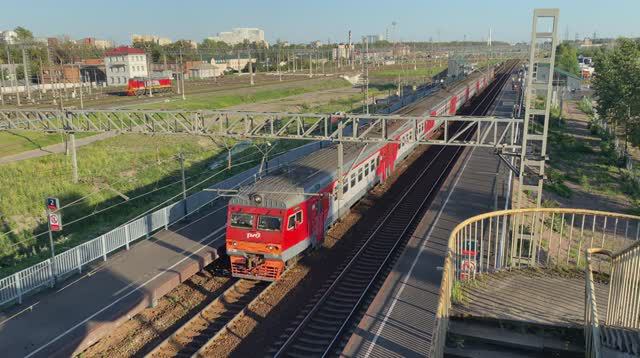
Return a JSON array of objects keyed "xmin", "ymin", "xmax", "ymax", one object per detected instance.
[
  {"xmin": 432, "ymin": 208, "xmax": 640, "ymax": 358},
  {"xmin": 586, "ymin": 241, "xmax": 640, "ymax": 357}
]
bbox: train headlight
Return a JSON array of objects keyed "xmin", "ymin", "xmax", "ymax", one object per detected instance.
[{"xmin": 232, "ymin": 241, "xmax": 238, "ymax": 246}]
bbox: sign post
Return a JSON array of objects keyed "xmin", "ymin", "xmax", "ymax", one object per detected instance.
[{"xmin": 46, "ymin": 197, "xmax": 62, "ymax": 280}]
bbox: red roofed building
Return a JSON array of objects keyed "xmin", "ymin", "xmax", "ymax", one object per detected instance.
[{"xmin": 103, "ymin": 46, "xmax": 148, "ymax": 86}]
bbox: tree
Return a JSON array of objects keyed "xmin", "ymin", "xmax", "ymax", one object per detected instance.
[
  {"xmin": 14, "ymin": 26, "xmax": 33, "ymax": 41},
  {"xmin": 555, "ymin": 43, "xmax": 580, "ymax": 76},
  {"xmin": 592, "ymin": 38, "xmax": 640, "ymax": 151}
]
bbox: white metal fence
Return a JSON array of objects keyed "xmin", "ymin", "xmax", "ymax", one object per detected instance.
[{"xmin": 0, "ymin": 141, "xmax": 324, "ymax": 306}]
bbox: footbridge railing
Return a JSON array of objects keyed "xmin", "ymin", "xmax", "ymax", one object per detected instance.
[
  {"xmin": 431, "ymin": 208, "xmax": 640, "ymax": 358},
  {"xmin": 586, "ymin": 241, "xmax": 640, "ymax": 357}
]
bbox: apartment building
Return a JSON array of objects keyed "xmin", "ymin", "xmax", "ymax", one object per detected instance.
[{"xmin": 104, "ymin": 46, "xmax": 148, "ymax": 86}]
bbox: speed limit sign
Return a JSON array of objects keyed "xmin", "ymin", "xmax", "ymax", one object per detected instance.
[{"xmin": 48, "ymin": 212, "xmax": 63, "ymax": 232}]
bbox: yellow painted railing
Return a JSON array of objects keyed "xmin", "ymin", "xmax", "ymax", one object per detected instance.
[
  {"xmin": 431, "ymin": 208, "xmax": 640, "ymax": 358},
  {"xmin": 586, "ymin": 241, "xmax": 640, "ymax": 357}
]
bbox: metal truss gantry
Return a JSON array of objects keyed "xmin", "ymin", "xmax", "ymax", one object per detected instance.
[
  {"xmin": 518, "ymin": 8, "xmax": 559, "ymax": 208},
  {"xmin": 0, "ymin": 109, "xmax": 521, "ymax": 149}
]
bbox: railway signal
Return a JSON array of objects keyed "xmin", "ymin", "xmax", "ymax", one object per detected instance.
[{"xmin": 45, "ymin": 197, "xmax": 62, "ymax": 279}]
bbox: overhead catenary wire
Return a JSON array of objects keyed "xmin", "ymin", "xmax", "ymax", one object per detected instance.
[{"xmin": 0, "ymin": 144, "xmax": 296, "ymax": 249}]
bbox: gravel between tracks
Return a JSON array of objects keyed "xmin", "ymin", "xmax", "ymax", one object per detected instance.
[
  {"xmin": 200, "ymin": 143, "xmax": 434, "ymax": 357},
  {"xmin": 79, "ymin": 263, "xmax": 233, "ymax": 357}
]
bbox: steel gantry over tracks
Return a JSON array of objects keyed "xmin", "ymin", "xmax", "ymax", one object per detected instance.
[{"xmin": 0, "ymin": 109, "xmax": 521, "ymax": 149}]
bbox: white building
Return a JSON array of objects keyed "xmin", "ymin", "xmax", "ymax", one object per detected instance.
[
  {"xmin": 104, "ymin": 46, "xmax": 148, "ymax": 86},
  {"xmin": 208, "ymin": 28, "xmax": 266, "ymax": 46},
  {"xmin": 0, "ymin": 30, "xmax": 18, "ymax": 45}
]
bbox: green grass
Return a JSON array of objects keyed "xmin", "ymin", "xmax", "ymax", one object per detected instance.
[
  {"xmin": 142, "ymin": 78, "xmax": 351, "ymax": 110},
  {"xmin": 546, "ymin": 110, "xmax": 640, "ymax": 212},
  {"xmin": 369, "ymin": 66, "xmax": 446, "ymax": 80},
  {"xmin": 0, "ymin": 131, "xmax": 94, "ymax": 157},
  {"xmin": 0, "ymin": 134, "xmax": 308, "ymax": 277}
]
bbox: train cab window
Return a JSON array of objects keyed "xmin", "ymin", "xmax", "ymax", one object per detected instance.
[
  {"xmin": 230, "ymin": 213, "xmax": 254, "ymax": 229},
  {"xmin": 258, "ymin": 215, "xmax": 282, "ymax": 231},
  {"xmin": 287, "ymin": 211, "xmax": 304, "ymax": 230}
]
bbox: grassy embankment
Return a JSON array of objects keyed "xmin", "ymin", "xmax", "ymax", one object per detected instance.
[
  {"xmin": 543, "ymin": 99, "xmax": 640, "ymax": 213},
  {"xmin": 0, "ymin": 78, "xmax": 351, "ymax": 158},
  {"xmin": 142, "ymin": 78, "xmax": 350, "ymax": 110},
  {"xmin": 0, "ymin": 132, "xmax": 94, "ymax": 157},
  {"xmin": 0, "ymin": 78, "xmax": 374, "ymax": 276}
]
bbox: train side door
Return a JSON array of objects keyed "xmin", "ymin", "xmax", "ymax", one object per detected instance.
[{"xmin": 310, "ymin": 199, "xmax": 325, "ymax": 246}]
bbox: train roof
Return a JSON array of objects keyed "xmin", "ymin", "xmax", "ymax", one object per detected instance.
[
  {"xmin": 231, "ymin": 142, "xmax": 373, "ymax": 208},
  {"xmin": 229, "ymin": 69, "xmax": 492, "ymax": 209}
]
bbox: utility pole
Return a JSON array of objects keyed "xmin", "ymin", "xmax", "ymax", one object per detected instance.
[
  {"xmin": 179, "ymin": 47, "xmax": 186, "ymax": 100},
  {"xmin": 0, "ymin": 65, "xmax": 4, "ymax": 105},
  {"xmin": 78, "ymin": 65, "xmax": 84, "ymax": 109},
  {"xmin": 178, "ymin": 152, "xmax": 187, "ymax": 215},
  {"xmin": 147, "ymin": 52, "xmax": 153, "ymax": 98},
  {"xmin": 277, "ymin": 50, "xmax": 282, "ymax": 81},
  {"xmin": 70, "ymin": 132, "xmax": 78, "ymax": 183},
  {"xmin": 249, "ymin": 48, "xmax": 254, "ymax": 85},
  {"xmin": 309, "ymin": 52, "xmax": 312, "ymax": 78},
  {"xmin": 349, "ymin": 30, "xmax": 354, "ymax": 70},
  {"xmin": 6, "ymin": 46, "xmax": 20, "ymax": 106},
  {"xmin": 21, "ymin": 46, "xmax": 32, "ymax": 101}
]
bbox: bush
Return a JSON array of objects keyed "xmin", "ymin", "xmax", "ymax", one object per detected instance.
[{"xmin": 577, "ymin": 97, "xmax": 594, "ymax": 115}]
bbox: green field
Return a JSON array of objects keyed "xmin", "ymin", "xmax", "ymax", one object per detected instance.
[
  {"xmin": 0, "ymin": 77, "xmax": 367, "ymax": 277},
  {"xmin": 143, "ymin": 78, "xmax": 351, "ymax": 110},
  {"xmin": 0, "ymin": 131, "xmax": 94, "ymax": 157},
  {"xmin": 0, "ymin": 132, "xmax": 312, "ymax": 276},
  {"xmin": 369, "ymin": 66, "xmax": 446, "ymax": 80}
]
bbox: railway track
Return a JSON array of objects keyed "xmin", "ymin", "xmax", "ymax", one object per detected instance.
[
  {"xmin": 146, "ymin": 278, "xmax": 267, "ymax": 358},
  {"xmin": 137, "ymin": 61, "xmax": 515, "ymax": 358},
  {"xmin": 269, "ymin": 60, "xmax": 519, "ymax": 357}
]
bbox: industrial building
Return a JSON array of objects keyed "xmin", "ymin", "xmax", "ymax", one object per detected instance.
[
  {"xmin": 131, "ymin": 34, "xmax": 172, "ymax": 45},
  {"xmin": 208, "ymin": 28, "xmax": 266, "ymax": 46}
]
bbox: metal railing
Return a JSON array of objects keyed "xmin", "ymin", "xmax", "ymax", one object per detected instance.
[
  {"xmin": 586, "ymin": 241, "xmax": 640, "ymax": 357},
  {"xmin": 0, "ymin": 141, "xmax": 324, "ymax": 307},
  {"xmin": 432, "ymin": 208, "xmax": 640, "ymax": 358}
]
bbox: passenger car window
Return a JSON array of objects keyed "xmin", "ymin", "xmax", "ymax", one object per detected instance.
[
  {"xmin": 230, "ymin": 213, "xmax": 254, "ymax": 229},
  {"xmin": 350, "ymin": 173, "xmax": 356, "ymax": 187},
  {"xmin": 258, "ymin": 215, "xmax": 282, "ymax": 231}
]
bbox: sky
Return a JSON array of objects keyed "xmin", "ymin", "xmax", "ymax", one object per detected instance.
[{"xmin": 0, "ymin": 0, "xmax": 638, "ymax": 45}]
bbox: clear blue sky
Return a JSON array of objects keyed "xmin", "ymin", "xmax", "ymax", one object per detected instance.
[{"xmin": 1, "ymin": 0, "xmax": 638, "ymax": 45}]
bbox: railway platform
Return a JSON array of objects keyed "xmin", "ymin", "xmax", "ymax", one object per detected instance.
[
  {"xmin": 342, "ymin": 76, "xmax": 517, "ymax": 357},
  {"xmin": 0, "ymin": 142, "xmax": 324, "ymax": 358}
]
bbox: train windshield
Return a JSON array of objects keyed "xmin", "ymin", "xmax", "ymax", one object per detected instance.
[
  {"xmin": 258, "ymin": 215, "xmax": 282, "ymax": 231},
  {"xmin": 230, "ymin": 213, "xmax": 254, "ymax": 229}
]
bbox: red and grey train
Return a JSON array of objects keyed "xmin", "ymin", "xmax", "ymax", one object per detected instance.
[
  {"xmin": 226, "ymin": 67, "xmax": 495, "ymax": 281},
  {"xmin": 126, "ymin": 77, "xmax": 173, "ymax": 96}
]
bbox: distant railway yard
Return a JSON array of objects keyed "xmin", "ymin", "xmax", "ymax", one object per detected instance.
[{"xmin": 2, "ymin": 5, "xmax": 640, "ymax": 358}]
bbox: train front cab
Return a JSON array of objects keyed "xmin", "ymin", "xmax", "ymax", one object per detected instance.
[{"xmin": 226, "ymin": 199, "xmax": 326, "ymax": 281}]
